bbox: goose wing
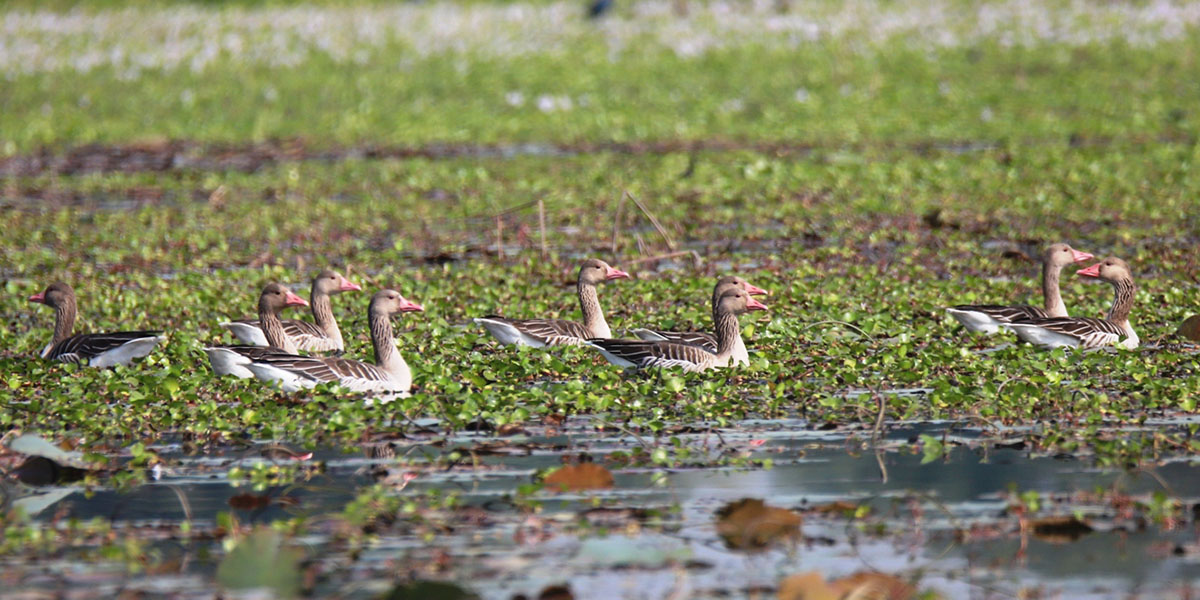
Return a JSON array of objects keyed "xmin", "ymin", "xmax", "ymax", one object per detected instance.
[
  {"xmin": 247, "ymin": 354, "xmax": 389, "ymax": 384},
  {"xmin": 631, "ymin": 329, "xmax": 717, "ymax": 353},
  {"xmin": 949, "ymin": 304, "xmax": 1048, "ymax": 323},
  {"xmin": 1011, "ymin": 317, "xmax": 1124, "ymax": 348},
  {"xmin": 223, "ymin": 318, "xmax": 337, "ymax": 352},
  {"xmin": 586, "ymin": 338, "xmax": 715, "ymax": 371},
  {"xmin": 481, "ymin": 315, "xmax": 591, "ymax": 346},
  {"xmin": 46, "ymin": 331, "xmax": 164, "ymax": 363}
]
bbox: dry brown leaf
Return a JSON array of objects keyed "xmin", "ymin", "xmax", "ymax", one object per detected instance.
[
  {"xmin": 1177, "ymin": 315, "xmax": 1200, "ymax": 341},
  {"xmin": 778, "ymin": 573, "xmax": 839, "ymax": 600},
  {"xmin": 543, "ymin": 463, "xmax": 614, "ymax": 492},
  {"xmin": 1030, "ymin": 515, "xmax": 1093, "ymax": 544},
  {"xmin": 228, "ymin": 493, "xmax": 271, "ymax": 510},
  {"xmin": 715, "ymin": 498, "xmax": 803, "ymax": 550},
  {"xmin": 808, "ymin": 500, "xmax": 861, "ymax": 516},
  {"xmin": 829, "ymin": 572, "xmax": 915, "ymax": 600}
]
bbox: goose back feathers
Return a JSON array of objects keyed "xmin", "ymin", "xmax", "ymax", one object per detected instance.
[
  {"xmin": 475, "ymin": 258, "xmax": 630, "ymax": 347},
  {"xmin": 947, "ymin": 243, "xmax": 1093, "ymax": 334},
  {"xmin": 29, "ymin": 282, "xmax": 165, "ymax": 367},
  {"xmin": 1008, "ymin": 257, "xmax": 1139, "ymax": 349},
  {"xmin": 588, "ymin": 288, "xmax": 767, "ymax": 372}
]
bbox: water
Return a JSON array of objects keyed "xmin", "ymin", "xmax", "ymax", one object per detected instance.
[{"xmin": 5, "ymin": 420, "xmax": 1200, "ymax": 599}]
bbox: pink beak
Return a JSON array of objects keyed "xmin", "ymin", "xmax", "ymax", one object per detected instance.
[
  {"xmin": 283, "ymin": 290, "xmax": 310, "ymax": 307},
  {"xmin": 1071, "ymin": 249, "xmax": 1094, "ymax": 263},
  {"xmin": 28, "ymin": 291, "xmax": 45, "ymax": 303},
  {"xmin": 743, "ymin": 282, "xmax": 768, "ymax": 296},
  {"xmin": 399, "ymin": 298, "xmax": 425, "ymax": 312},
  {"xmin": 746, "ymin": 297, "xmax": 769, "ymax": 311},
  {"xmin": 605, "ymin": 267, "xmax": 631, "ymax": 281},
  {"xmin": 1076, "ymin": 263, "xmax": 1102, "ymax": 278},
  {"xmin": 338, "ymin": 277, "xmax": 362, "ymax": 292}
]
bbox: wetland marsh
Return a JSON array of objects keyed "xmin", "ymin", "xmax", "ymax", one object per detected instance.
[{"xmin": 3, "ymin": 0, "xmax": 1200, "ymax": 597}]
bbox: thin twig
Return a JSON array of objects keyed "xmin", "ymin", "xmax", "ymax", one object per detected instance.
[
  {"xmin": 611, "ymin": 191, "xmax": 626, "ymax": 255},
  {"xmin": 494, "ymin": 215, "xmax": 504, "ymax": 258},
  {"xmin": 872, "ymin": 391, "xmax": 887, "ymax": 442},
  {"xmin": 537, "ymin": 198, "xmax": 547, "ymax": 259},
  {"xmin": 801, "ymin": 320, "xmax": 874, "ymax": 341},
  {"xmin": 627, "ymin": 191, "xmax": 676, "ymax": 250},
  {"xmin": 623, "ymin": 250, "xmax": 703, "ymax": 266}
]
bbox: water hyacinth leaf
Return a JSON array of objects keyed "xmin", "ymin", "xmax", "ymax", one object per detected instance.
[{"xmin": 216, "ymin": 528, "xmax": 304, "ymax": 599}]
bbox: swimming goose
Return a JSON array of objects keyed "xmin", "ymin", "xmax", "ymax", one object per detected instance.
[
  {"xmin": 586, "ymin": 288, "xmax": 767, "ymax": 372},
  {"xmin": 203, "ymin": 283, "xmax": 310, "ymax": 378},
  {"xmin": 475, "ymin": 258, "xmax": 630, "ymax": 347},
  {"xmin": 28, "ymin": 282, "xmax": 165, "ymax": 367},
  {"xmin": 947, "ymin": 243, "xmax": 1093, "ymax": 334},
  {"xmin": 631, "ymin": 275, "xmax": 767, "ymax": 366},
  {"xmin": 221, "ymin": 270, "xmax": 361, "ymax": 353},
  {"xmin": 1008, "ymin": 257, "xmax": 1139, "ymax": 349},
  {"xmin": 243, "ymin": 289, "xmax": 424, "ymax": 395}
]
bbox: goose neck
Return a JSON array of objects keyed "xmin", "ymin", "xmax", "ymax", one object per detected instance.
[
  {"xmin": 370, "ymin": 311, "xmax": 410, "ymax": 388},
  {"xmin": 1041, "ymin": 260, "xmax": 1067, "ymax": 317},
  {"xmin": 578, "ymin": 280, "xmax": 610, "ymax": 338},
  {"xmin": 258, "ymin": 300, "xmax": 298, "ymax": 354},
  {"xmin": 310, "ymin": 290, "xmax": 343, "ymax": 347},
  {"xmin": 52, "ymin": 297, "xmax": 77, "ymax": 344}
]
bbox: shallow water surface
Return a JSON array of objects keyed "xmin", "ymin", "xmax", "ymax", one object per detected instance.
[{"xmin": 5, "ymin": 420, "xmax": 1200, "ymax": 599}]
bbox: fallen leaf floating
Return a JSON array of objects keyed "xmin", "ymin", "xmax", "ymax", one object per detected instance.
[
  {"xmin": 1177, "ymin": 315, "xmax": 1200, "ymax": 341},
  {"xmin": 778, "ymin": 571, "xmax": 916, "ymax": 600},
  {"xmin": 543, "ymin": 463, "xmax": 614, "ymax": 492},
  {"xmin": 510, "ymin": 584, "xmax": 575, "ymax": 600},
  {"xmin": 1029, "ymin": 515, "xmax": 1094, "ymax": 544},
  {"xmin": 715, "ymin": 498, "xmax": 803, "ymax": 550},
  {"xmin": 381, "ymin": 580, "xmax": 480, "ymax": 600}
]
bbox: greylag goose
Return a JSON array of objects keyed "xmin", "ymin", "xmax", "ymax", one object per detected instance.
[
  {"xmin": 243, "ymin": 289, "xmax": 424, "ymax": 395},
  {"xmin": 1008, "ymin": 257, "xmax": 1138, "ymax": 349},
  {"xmin": 203, "ymin": 283, "xmax": 310, "ymax": 378},
  {"xmin": 947, "ymin": 243, "xmax": 1093, "ymax": 334},
  {"xmin": 28, "ymin": 282, "xmax": 165, "ymax": 367},
  {"xmin": 630, "ymin": 275, "xmax": 767, "ymax": 366},
  {"xmin": 586, "ymin": 288, "xmax": 767, "ymax": 372},
  {"xmin": 474, "ymin": 258, "xmax": 630, "ymax": 347},
  {"xmin": 221, "ymin": 270, "xmax": 361, "ymax": 353}
]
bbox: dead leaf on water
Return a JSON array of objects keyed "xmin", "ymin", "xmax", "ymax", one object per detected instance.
[
  {"xmin": 228, "ymin": 493, "xmax": 271, "ymax": 510},
  {"xmin": 543, "ymin": 463, "xmax": 614, "ymax": 492},
  {"xmin": 1176, "ymin": 315, "xmax": 1200, "ymax": 341},
  {"xmin": 777, "ymin": 572, "xmax": 838, "ymax": 600},
  {"xmin": 715, "ymin": 498, "xmax": 802, "ymax": 550},
  {"xmin": 511, "ymin": 584, "xmax": 573, "ymax": 600},
  {"xmin": 829, "ymin": 572, "xmax": 916, "ymax": 600},
  {"xmin": 778, "ymin": 571, "xmax": 916, "ymax": 600},
  {"xmin": 381, "ymin": 580, "xmax": 479, "ymax": 600},
  {"xmin": 1030, "ymin": 515, "xmax": 1094, "ymax": 544}
]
